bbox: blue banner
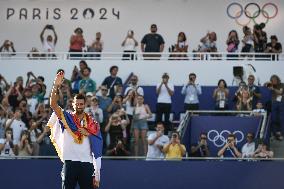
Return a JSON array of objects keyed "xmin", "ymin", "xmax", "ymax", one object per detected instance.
[{"xmin": 187, "ymin": 116, "xmax": 262, "ymax": 156}]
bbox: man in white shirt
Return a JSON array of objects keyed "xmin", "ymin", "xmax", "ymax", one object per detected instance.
[
  {"xmin": 124, "ymin": 75, "xmax": 144, "ymax": 96},
  {"xmin": 241, "ymin": 132, "xmax": 255, "ymax": 158},
  {"xmin": 49, "ymin": 71, "xmax": 102, "ymax": 189},
  {"xmin": 5, "ymin": 108, "xmax": 27, "ymax": 144},
  {"xmin": 156, "ymin": 73, "xmax": 174, "ymax": 134},
  {"xmin": 146, "ymin": 122, "xmax": 169, "ymax": 160}
]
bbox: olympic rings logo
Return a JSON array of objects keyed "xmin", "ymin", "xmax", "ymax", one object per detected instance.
[
  {"xmin": 207, "ymin": 130, "xmax": 244, "ymax": 148},
  {"xmin": 227, "ymin": 2, "xmax": 278, "ymax": 26}
]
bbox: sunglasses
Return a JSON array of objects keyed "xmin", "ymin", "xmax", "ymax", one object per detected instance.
[
  {"xmin": 101, "ymin": 89, "xmax": 108, "ymax": 91},
  {"xmin": 201, "ymin": 137, "xmax": 207, "ymax": 140}
]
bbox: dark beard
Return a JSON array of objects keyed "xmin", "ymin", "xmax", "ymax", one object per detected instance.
[{"xmin": 76, "ymin": 109, "xmax": 84, "ymax": 115}]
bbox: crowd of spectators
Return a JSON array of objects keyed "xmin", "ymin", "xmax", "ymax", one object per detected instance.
[
  {"xmin": 0, "ymin": 58, "xmax": 282, "ymax": 158},
  {"xmin": 0, "ymin": 23, "xmax": 282, "ymax": 60}
]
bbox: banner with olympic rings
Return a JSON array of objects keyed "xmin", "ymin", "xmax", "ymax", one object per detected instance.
[
  {"xmin": 186, "ymin": 116, "xmax": 263, "ymax": 156},
  {"xmin": 226, "ymin": 2, "xmax": 278, "ymax": 27}
]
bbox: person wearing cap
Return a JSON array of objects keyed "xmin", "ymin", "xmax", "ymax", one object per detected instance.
[
  {"xmin": 156, "ymin": 73, "xmax": 174, "ymax": 134},
  {"xmin": 265, "ymin": 35, "xmax": 282, "ymax": 61},
  {"xmin": 69, "ymin": 27, "xmax": 85, "ymax": 58},
  {"xmin": 141, "ymin": 24, "xmax": 165, "ymax": 60},
  {"xmin": 79, "ymin": 67, "xmax": 96, "ymax": 94},
  {"xmin": 85, "ymin": 96, "xmax": 103, "ymax": 124}
]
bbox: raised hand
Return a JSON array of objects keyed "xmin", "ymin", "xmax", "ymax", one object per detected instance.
[{"xmin": 54, "ymin": 71, "xmax": 64, "ymax": 87}]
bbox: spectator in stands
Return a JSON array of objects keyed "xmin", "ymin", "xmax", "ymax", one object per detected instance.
[
  {"xmin": 7, "ymin": 76, "xmax": 24, "ymax": 111},
  {"xmin": 105, "ymin": 113, "xmax": 127, "ymax": 148},
  {"xmin": 85, "ymin": 96, "xmax": 103, "ymax": 124},
  {"xmin": 40, "ymin": 24, "xmax": 58, "ymax": 57},
  {"xmin": 190, "ymin": 132, "xmax": 210, "ymax": 157},
  {"xmin": 106, "ymin": 138, "xmax": 130, "ymax": 156},
  {"xmin": 18, "ymin": 99, "xmax": 32, "ymax": 128},
  {"xmin": 171, "ymin": 32, "xmax": 188, "ymax": 59},
  {"xmin": 253, "ymin": 143, "xmax": 273, "ymax": 158},
  {"xmin": 26, "ymin": 72, "xmax": 46, "ymax": 103},
  {"xmin": 146, "ymin": 122, "xmax": 169, "ymax": 160},
  {"xmin": 101, "ymin": 65, "xmax": 123, "ymax": 99},
  {"xmin": 265, "ymin": 35, "xmax": 282, "ymax": 61},
  {"xmin": 217, "ymin": 134, "xmax": 242, "ymax": 158},
  {"xmin": 253, "ymin": 23, "xmax": 267, "ymax": 53},
  {"xmin": 96, "ymin": 86, "xmax": 112, "ymax": 149},
  {"xmin": 28, "ymin": 118, "xmax": 42, "ymax": 155},
  {"xmin": 58, "ymin": 80, "xmax": 72, "ymax": 109},
  {"xmin": 163, "ymin": 132, "xmax": 186, "ymax": 160},
  {"xmin": 132, "ymin": 95, "xmax": 152, "ymax": 156},
  {"xmin": 213, "ymin": 79, "xmax": 229, "ymax": 110},
  {"xmin": 124, "ymin": 75, "xmax": 144, "ymax": 96},
  {"xmin": 122, "ymin": 30, "xmax": 138, "ymax": 60},
  {"xmin": 241, "ymin": 26, "xmax": 254, "ymax": 53},
  {"xmin": 88, "ymin": 32, "xmax": 103, "ymax": 59},
  {"xmin": 199, "ymin": 31, "xmax": 217, "ymax": 52},
  {"xmin": 27, "ymin": 47, "xmax": 42, "ymax": 60},
  {"xmin": 5, "ymin": 108, "xmax": 27, "ymax": 145},
  {"xmin": 0, "ymin": 40, "xmax": 16, "ymax": 57},
  {"xmin": 226, "ymin": 30, "xmax": 239, "ymax": 60},
  {"xmin": 236, "ymin": 89, "xmax": 252, "ymax": 111},
  {"xmin": 23, "ymin": 88, "xmax": 38, "ymax": 115},
  {"xmin": 18, "ymin": 130, "xmax": 33, "ymax": 156},
  {"xmin": 247, "ymin": 75, "xmax": 261, "ymax": 109},
  {"xmin": 0, "ymin": 74, "xmax": 9, "ymax": 102},
  {"xmin": 181, "ymin": 73, "xmax": 202, "ymax": 111},
  {"xmin": 226, "ymin": 30, "xmax": 239, "ymax": 52},
  {"xmin": 107, "ymin": 95, "xmax": 123, "ymax": 115},
  {"xmin": 141, "ymin": 24, "xmax": 165, "ymax": 60},
  {"xmin": 71, "ymin": 60, "xmax": 88, "ymax": 94},
  {"xmin": 156, "ymin": 73, "xmax": 174, "ymax": 134},
  {"xmin": 266, "ymin": 75, "xmax": 284, "ymax": 140},
  {"xmin": 252, "ymin": 102, "xmax": 266, "ymax": 116},
  {"xmin": 79, "ymin": 67, "xmax": 96, "ymax": 94},
  {"xmin": 0, "ymin": 128, "xmax": 16, "ymax": 156},
  {"xmin": 69, "ymin": 27, "xmax": 85, "ymax": 58},
  {"xmin": 241, "ymin": 132, "xmax": 255, "ymax": 158},
  {"xmin": 37, "ymin": 125, "xmax": 56, "ymax": 156},
  {"xmin": 0, "ymin": 108, "xmax": 8, "ymax": 138}
]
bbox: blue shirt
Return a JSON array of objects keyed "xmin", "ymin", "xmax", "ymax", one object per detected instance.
[{"xmin": 181, "ymin": 84, "xmax": 202, "ymax": 104}]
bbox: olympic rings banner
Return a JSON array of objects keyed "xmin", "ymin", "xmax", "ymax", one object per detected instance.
[
  {"xmin": 226, "ymin": 2, "xmax": 279, "ymax": 27},
  {"xmin": 186, "ymin": 116, "xmax": 262, "ymax": 156}
]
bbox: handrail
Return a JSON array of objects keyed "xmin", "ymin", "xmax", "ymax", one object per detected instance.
[
  {"xmin": 1, "ymin": 155, "xmax": 284, "ymax": 161},
  {"xmin": 0, "ymin": 51, "xmax": 283, "ymax": 61}
]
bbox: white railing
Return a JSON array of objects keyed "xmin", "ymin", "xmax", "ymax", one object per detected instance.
[{"xmin": 0, "ymin": 51, "xmax": 283, "ymax": 61}]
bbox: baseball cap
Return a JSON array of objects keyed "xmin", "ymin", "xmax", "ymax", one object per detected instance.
[{"xmin": 86, "ymin": 92, "xmax": 93, "ymax": 97}]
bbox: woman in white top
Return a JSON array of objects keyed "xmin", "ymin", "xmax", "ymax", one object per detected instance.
[
  {"xmin": 121, "ymin": 30, "xmax": 138, "ymax": 60},
  {"xmin": 213, "ymin": 79, "xmax": 229, "ymax": 110},
  {"xmin": 132, "ymin": 95, "xmax": 152, "ymax": 156},
  {"xmin": 40, "ymin": 24, "xmax": 57, "ymax": 58}
]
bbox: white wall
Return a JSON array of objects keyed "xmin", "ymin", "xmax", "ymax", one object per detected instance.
[
  {"xmin": 0, "ymin": 0, "xmax": 283, "ymax": 53},
  {"xmin": 1, "ymin": 60, "xmax": 284, "ymax": 95}
]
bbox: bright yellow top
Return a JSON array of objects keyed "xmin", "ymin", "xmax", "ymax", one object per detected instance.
[{"xmin": 165, "ymin": 144, "xmax": 186, "ymax": 160}]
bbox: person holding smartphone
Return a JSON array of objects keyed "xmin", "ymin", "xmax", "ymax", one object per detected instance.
[{"xmin": 217, "ymin": 134, "xmax": 242, "ymax": 158}]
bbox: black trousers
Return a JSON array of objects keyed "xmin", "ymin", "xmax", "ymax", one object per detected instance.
[
  {"xmin": 156, "ymin": 103, "xmax": 172, "ymax": 133},
  {"xmin": 62, "ymin": 161, "xmax": 94, "ymax": 189},
  {"xmin": 184, "ymin": 103, "xmax": 199, "ymax": 112}
]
